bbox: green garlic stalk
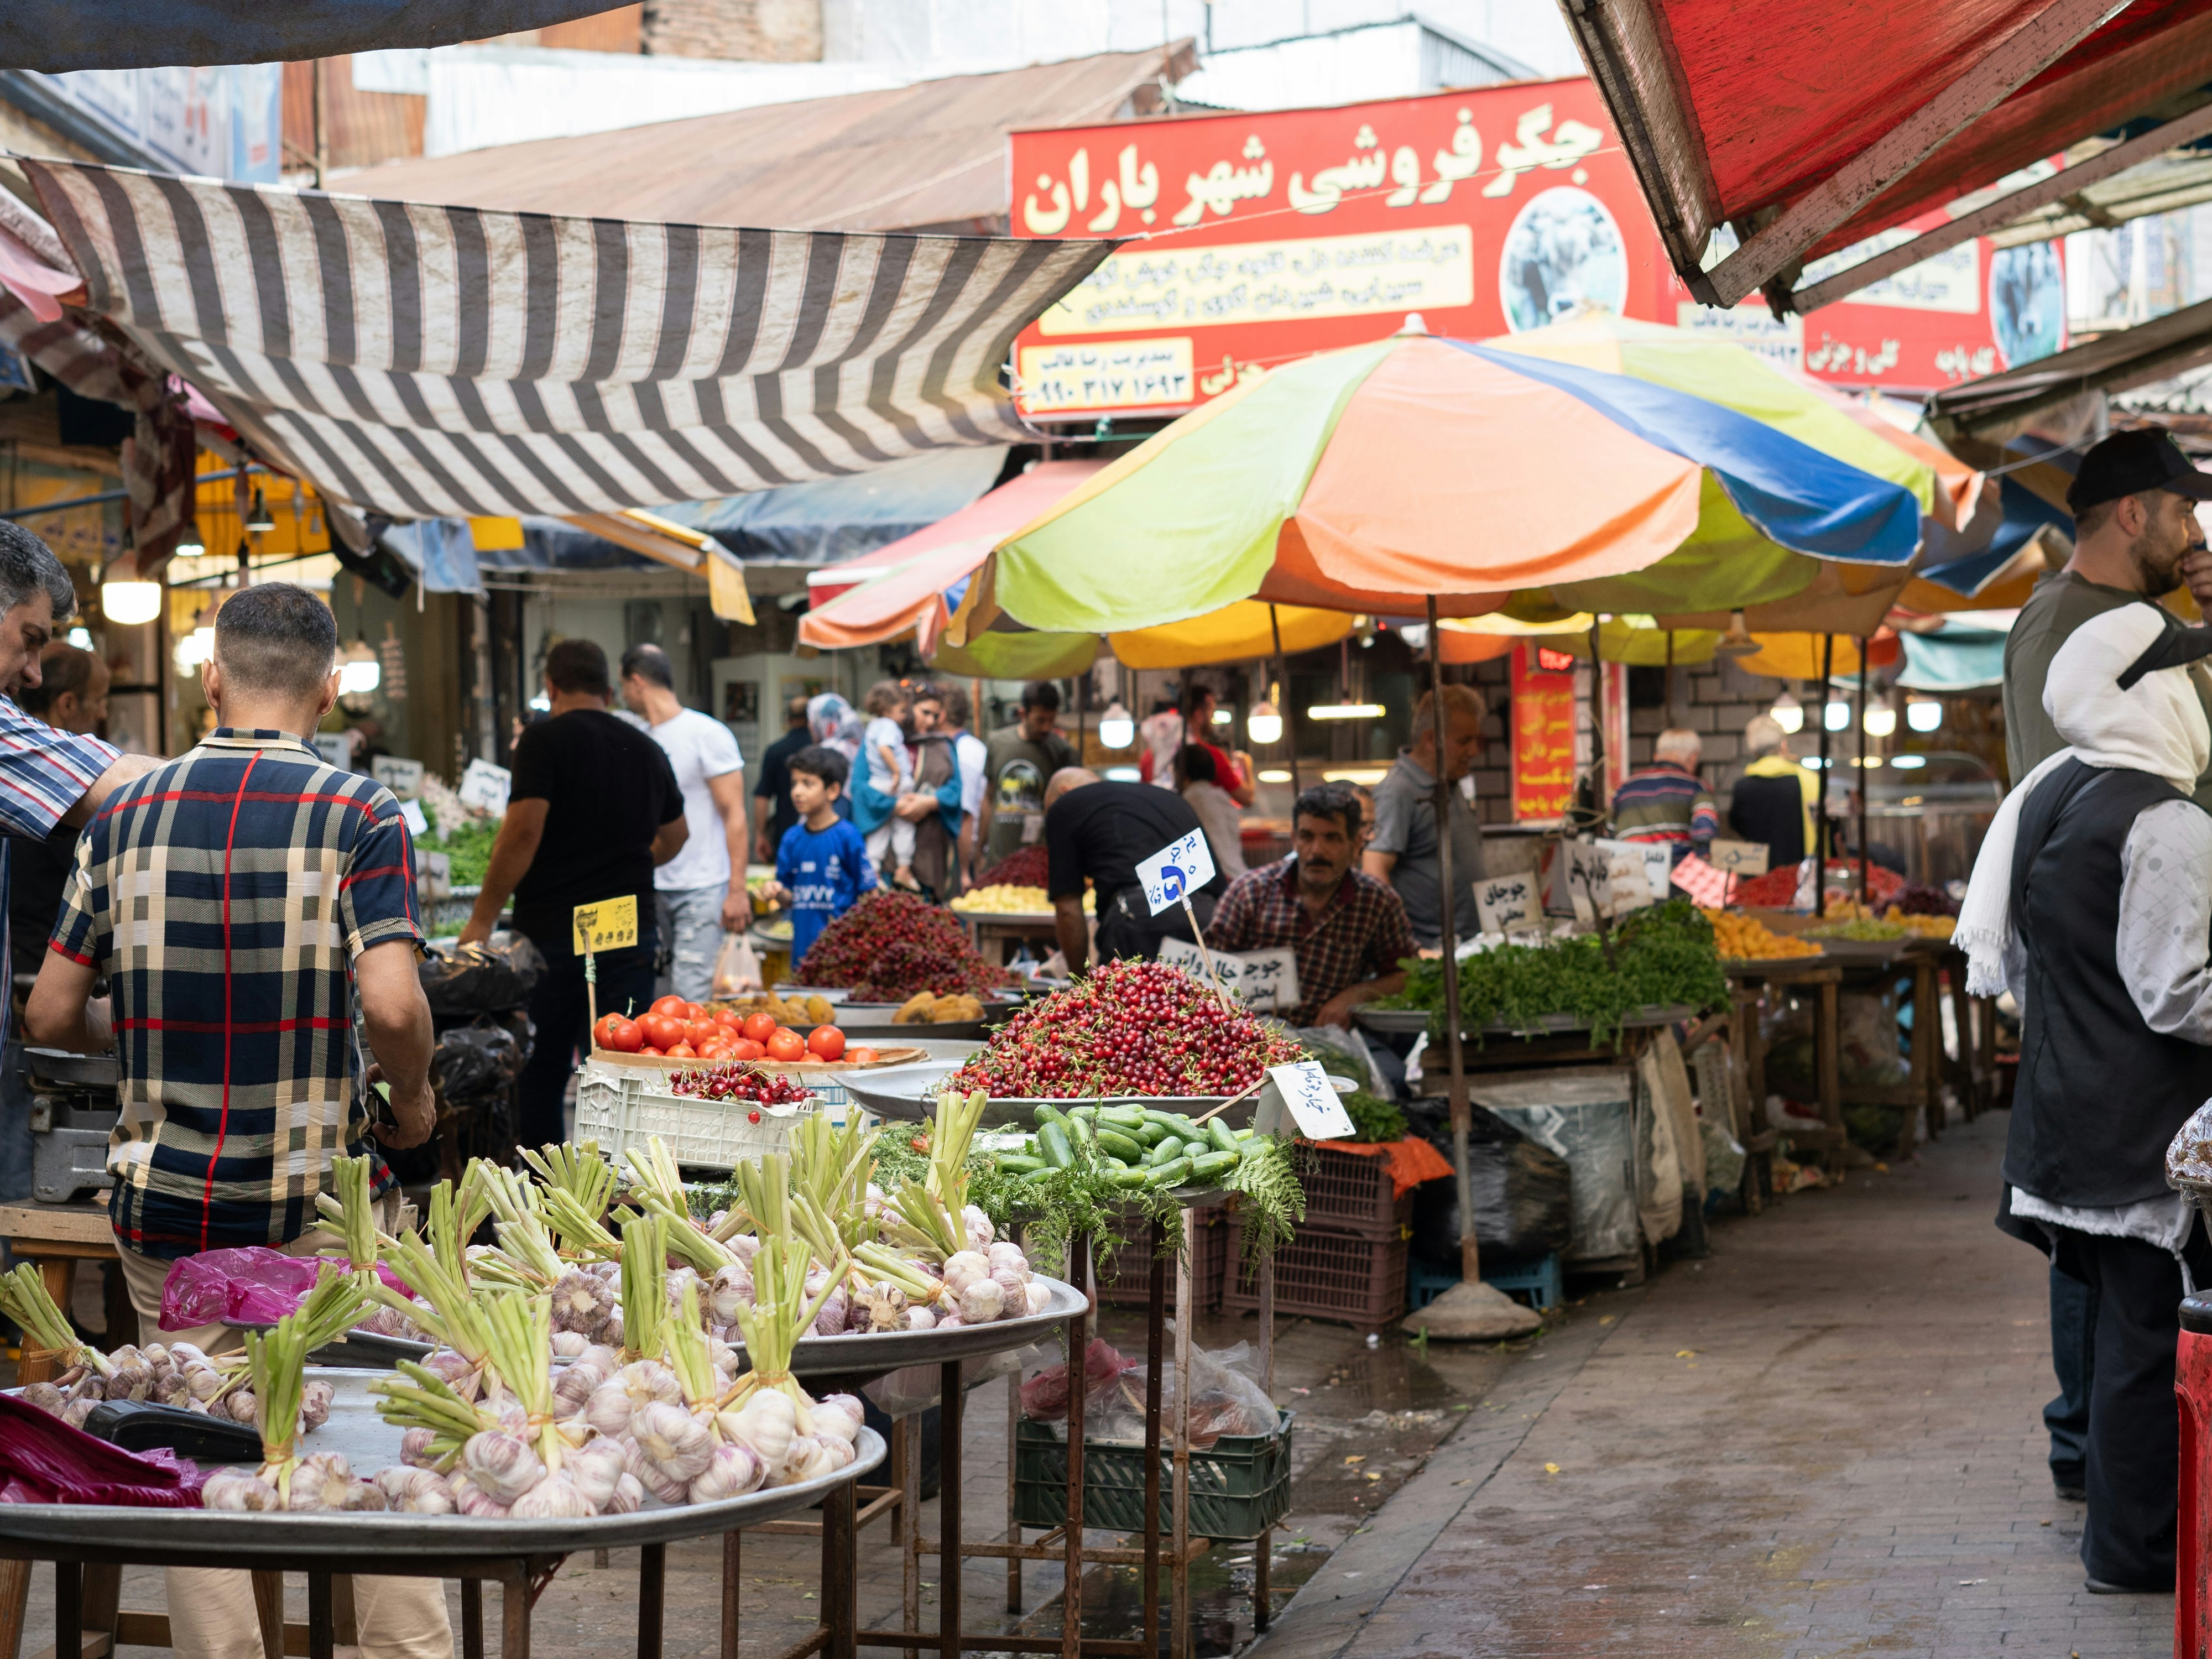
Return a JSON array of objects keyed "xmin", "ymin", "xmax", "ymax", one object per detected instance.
[
  {"xmin": 0, "ymin": 1263, "xmax": 111, "ymax": 1377},
  {"xmin": 619, "ymin": 1211, "xmax": 668, "ymax": 1364}
]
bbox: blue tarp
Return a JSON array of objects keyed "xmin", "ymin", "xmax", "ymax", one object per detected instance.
[
  {"xmin": 1897, "ymin": 626, "xmax": 2008, "ymax": 691},
  {"xmin": 656, "ymin": 447, "xmax": 1008, "ymax": 565},
  {"xmin": 5, "ymin": 3, "xmax": 625, "ymax": 72}
]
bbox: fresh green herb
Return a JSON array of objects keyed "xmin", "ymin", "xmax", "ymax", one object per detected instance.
[
  {"xmin": 1342, "ymin": 1089, "xmax": 1407, "ymax": 1144},
  {"xmin": 419, "ymin": 817, "xmax": 499, "ymax": 889}
]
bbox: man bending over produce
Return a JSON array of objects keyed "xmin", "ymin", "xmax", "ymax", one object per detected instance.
[
  {"xmin": 1208, "ymin": 782, "xmax": 1413, "ymax": 1030},
  {"xmin": 27, "ymin": 582, "xmax": 449, "ymax": 1659}
]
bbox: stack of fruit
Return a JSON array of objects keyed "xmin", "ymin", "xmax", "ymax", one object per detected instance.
[
  {"xmin": 593, "ymin": 996, "xmax": 860, "ymax": 1063},
  {"xmin": 1699, "ymin": 909, "xmax": 1822, "ymax": 961}
]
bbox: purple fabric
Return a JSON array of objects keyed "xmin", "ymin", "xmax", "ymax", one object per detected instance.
[
  {"xmin": 0, "ymin": 1393, "xmax": 205, "ymax": 1506},
  {"xmin": 160, "ymin": 1246, "xmax": 409, "ymax": 1331}
]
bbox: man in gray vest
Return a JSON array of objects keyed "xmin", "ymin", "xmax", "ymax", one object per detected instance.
[
  {"xmin": 1999, "ymin": 426, "xmax": 2212, "ymax": 1507},
  {"xmin": 1968, "ymin": 602, "xmax": 2212, "ymax": 1592}
]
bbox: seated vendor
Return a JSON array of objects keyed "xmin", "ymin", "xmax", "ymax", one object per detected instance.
[
  {"xmin": 1208, "ymin": 782, "xmax": 1415, "ymax": 1031},
  {"xmin": 27, "ymin": 582, "xmax": 448, "ymax": 1659}
]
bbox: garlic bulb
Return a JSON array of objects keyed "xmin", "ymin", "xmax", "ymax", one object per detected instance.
[
  {"xmin": 630, "ymin": 1401, "xmax": 714, "ymax": 1484},
  {"xmin": 107, "ymin": 1363, "xmax": 152, "ymax": 1401},
  {"xmin": 67, "ymin": 1371, "xmax": 106, "ymax": 1404},
  {"xmin": 775, "ymin": 1435, "xmax": 836, "ymax": 1486},
  {"xmin": 963, "ymin": 1205, "xmax": 995, "ymax": 1250},
  {"xmin": 583, "ymin": 1380, "xmax": 637, "ymax": 1439},
  {"xmin": 421, "ymin": 1350, "xmax": 481, "ymax": 1402},
  {"xmin": 986, "ymin": 1242, "xmax": 1029, "ymax": 1278},
  {"xmin": 566, "ymin": 1438, "xmax": 628, "ymax": 1512},
  {"xmin": 814, "ymin": 1435, "xmax": 857, "ymax": 1473},
  {"xmin": 812, "ymin": 1395, "xmax": 864, "ymax": 1444},
  {"xmin": 552, "ymin": 1269, "xmax": 614, "ymax": 1337},
  {"xmin": 580, "ymin": 1343, "xmax": 622, "ymax": 1374},
  {"xmin": 664, "ymin": 1266, "xmax": 702, "ymax": 1314},
  {"xmin": 461, "ymin": 1430, "xmax": 547, "ymax": 1503},
  {"xmin": 512, "ymin": 1475, "xmax": 595, "ymax": 1519},
  {"xmin": 623, "ymin": 1436, "xmax": 691, "ymax": 1506},
  {"xmin": 729, "ymin": 1233, "xmax": 761, "ymax": 1264},
  {"xmin": 399, "ymin": 1427, "xmax": 441, "ymax": 1469},
  {"xmin": 186, "ymin": 1367, "xmax": 227, "ymax": 1404},
  {"xmin": 154, "ymin": 1373, "xmax": 192, "ymax": 1408},
  {"xmin": 687, "ymin": 1442, "xmax": 764, "ymax": 1504},
  {"xmin": 202, "ymin": 1469, "xmax": 280, "ymax": 1511},
  {"xmin": 1024, "ymin": 1281, "xmax": 1052, "ymax": 1317},
  {"xmin": 719, "ymin": 1390, "xmax": 796, "ymax": 1469},
  {"xmin": 18, "ymin": 1382, "xmax": 61, "ymax": 1416},
  {"xmin": 375, "ymin": 1467, "xmax": 457, "ymax": 1514},
  {"xmin": 707, "ymin": 1263, "xmax": 754, "ymax": 1323},
  {"xmin": 903, "ymin": 1306, "xmax": 937, "ymax": 1332},
  {"xmin": 812, "ymin": 1286, "xmax": 848, "ymax": 1339},
  {"xmin": 300, "ymin": 1379, "xmax": 335, "ymax": 1431},
  {"xmin": 554, "ymin": 1361, "xmax": 608, "ymax": 1412},
  {"xmin": 550, "ymin": 1330, "xmax": 589, "ymax": 1359},
  {"xmin": 604, "ymin": 1472, "xmax": 645, "ymax": 1515},
  {"xmin": 286, "ymin": 1452, "xmax": 362, "ymax": 1512},
  {"xmin": 956, "ymin": 1276, "xmax": 1004, "ymax": 1324},
  {"xmin": 225, "ymin": 1388, "xmax": 258, "ymax": 1427},
  {"xmin": 601, "ymin": 1310, "xmax": 625, "ymax": 1349},
  {"xmin": 447, "ymin": 1470, "xmax": 513, "ymax": 1520},
  {"xmin": 941, "ymin": 1251, "xmax": 990, "ymax": 1296},
  {"xmin": 989, "ymin": 1266, "xmax": 1027, "ymax": 1308},
  {"xmin": 169, "ymin": 1342, "xmax": 208, "ymax": 1370}
]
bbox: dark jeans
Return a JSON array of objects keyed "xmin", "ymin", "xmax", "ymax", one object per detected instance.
[
  {"xmin": 2046, "ymin": 1262, "xmax": 2096, "ymax": 1488},
  {"xmin": 515, "ymin": 938, "xmax": 656, "ymax": 1152},
  {"xmin": 2049, "ymin": 1223, "xmax": 2212, "ymax": 1588}
]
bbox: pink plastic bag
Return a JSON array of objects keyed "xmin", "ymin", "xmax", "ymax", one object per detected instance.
[
  {"xmin": 160, "ymin": 1247, "xmax": 410, "ymax": 1332},
  {"xmin": 0, "ymin": 1393, "xmax": 206, "ymax": 1506}
]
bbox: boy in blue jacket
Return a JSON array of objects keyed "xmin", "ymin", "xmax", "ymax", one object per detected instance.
[{"xmin": 758, "ymin": 745, "xmax": 877, "ymax": 962}]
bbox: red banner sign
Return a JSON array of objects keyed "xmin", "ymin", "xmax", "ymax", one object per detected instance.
[
  {"xmin": 1009, "ymin": 80, "xmax": 2060, "ymax": 416},
  {"xmin": 1511, "ymin": 642, "xmax": 1579, "ymax": 822}
]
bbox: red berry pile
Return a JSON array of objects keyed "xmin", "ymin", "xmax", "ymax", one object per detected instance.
[
  {"xmin": 667, "ymin": 1065, "xmax": 815, "ymax": 1105},
  {"xmin": 797, "ymin": 890, "xmax": 1009, "ymax": 1002},
  {"xmin": 977, "ymin": 844, "xmax": 1050, "ymax": 889},
  {"xmin": 946, "ymin": 959, "xmax": 1301, "ymax": 1098}
]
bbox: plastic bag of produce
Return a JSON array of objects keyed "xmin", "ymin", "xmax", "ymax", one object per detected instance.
[
  {"xmin": 1408, "ymin": 1105, "xmax": 1573, "ymax": 1264},
  {"xmin": 161, "ymin": 1246, "xmax": 411, "ymax": 1331},
  {"xmin": 864, "ymin": 1346, "xmax": 1052, "ymax": 1418},
  {"xmin": 1084, "ymin": 1327, "xmax": 1277, "ymax": 1449},
  {"xmin": 1018, "ymin": 1337, "xmax": 1137, "ymax": 1422},
  {"xmin": 419, "ymin": 931, "xmax": 545, "ymax": 1015},
  {"xmin": 711, "ymin": 932, "xmax": 762, "ymax": 999}
]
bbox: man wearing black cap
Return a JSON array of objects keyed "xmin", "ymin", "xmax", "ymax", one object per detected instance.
[{"xmin": 2000, "ymin": 424, "xmax": 2212, "ymax": 1513}]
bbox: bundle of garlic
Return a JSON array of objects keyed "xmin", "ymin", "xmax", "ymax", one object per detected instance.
[
  {"xmin": 203, "ymin": 1300, "xmax": 383, "ymax": 1511},
  {"xmin": 365, "ymin": 1181, "xmax": 495, "ymax": 1386},
  {"xmin": 1, "ymin": 1262, "xmax": 117, "ymax": 1421},
  {"xmin": 624, "ymin": 1139, "xmax": 741, "ymax": 1275},
  {"xmin": 523, "ymin": 1140, "xmax": 624, "ymax": 1260}
]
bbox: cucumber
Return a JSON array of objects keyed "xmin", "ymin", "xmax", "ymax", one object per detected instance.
[
  {"xmin": 1066, "ymin": 1114, "xmax": 1095, "ymax": 1151},
  {"xmin": 1108, "ymin": 1164, "xmax": 1155, "ymax": 1188},
  {"xmin": 1144, "ymin": 1109, "xmax": 1199, "ymax": 1133},
  {"xmin": 1188, "ymin": 1149, "xmax": 1239, "ymax": 1181},
  {"xmin": 1034, "ymin": 1103, "xmax": 1070, "ymax": 1128},
  {"xmin": 1066, "ymin": 1105, "xmax": 1099, "ymax": 1120},
  {"xmin": 1026, "ymin": 1166, "xmax": 1060, "ymax": 1183},
  {"xmin": 1037, "ymin": 1121, "xmax": 1075, "ymax": 1170},
  {"xmin": 1093, "ymin": 1128, "xmax": 1146, "ymax": 1163},
  {"xmin": 1146, "ymin": 1136, "xmax": 1186, "ymax": 1167},
  {"xmin": 996, "ymin": 1153, "xmax": 1048, "ymax": 1174},
  {"xmin": 1144, "ymin": 1157, "xmax": 1193, "ymax": 1189},
  {"xmin": 1098, "ymin": 1105, "xmax": 1148, "ymax": 1131},
  {"xmin": 1134, "ymin": 1120, "xmax": 1171, "ymax": 1147},
  {"xmin": 1233, "ymin": 1127, "xmax": 1256, "ymax": 1140},
  {"xmin": 1204, "ymin": 1120, "xmax": 1240, "ymax": 1156}
]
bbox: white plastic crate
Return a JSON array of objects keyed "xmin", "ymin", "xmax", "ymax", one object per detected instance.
[{"xmin": 574, "ymin": 1062, "xmax": 814, "ymax": 1171}]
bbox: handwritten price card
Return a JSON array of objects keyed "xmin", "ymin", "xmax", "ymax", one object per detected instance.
[
  {"xmin": 572, "ymin": 895, "xmax": 639, "ymax": 956},
  {"xmin": 1138, "ymin": 829, "xmax": 1216, "ymax": 916},
  {"xmin": 1265, "ymin": 1060, "xmax": 1356, "ymax": 1141}
]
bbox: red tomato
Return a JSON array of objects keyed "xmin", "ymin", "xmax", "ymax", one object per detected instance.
[
  {"xmin": 732, "ymin": 1038, "xmax": 766, "ymax": 1061},
  {"xmin": 592, "ymin": 1013, "xmax": 625, "ymax": 1048},
  {"xmin": 806, "ymin": 1025, "xmax": 846, "ymax": 1061},
  {"xmin": 682, "ymin": 1002, "xmax": 706, "ymax": 1020},
  {"xmin": 597, "ymin": 1015, "xmax": 643, "ymax": 1053},
  {"xmin": 666, "ymin": 1041, "xmax": 697, "ymax": 1060},
  {"xmin": 698, "ymin": 1040, "xmax": 734, "ymax": 1061},
  {"xmin": 765, "ymin": 1027, "xmax": 807, "ymax": 1062},
  {"xmin": 847, "ymin": 1046, "xmax": 880, "ymax": 1065},
  {"xmin": 681, "ymin": 1020, "xmax": 714, "ymax": 1047},
  {"xmin": 713, "ymin": 1008, "xmax": 745, "ymax": 1032},
  {"xmin": 741, "ymin": 1011, "xmax": 778, "ymax": 1044},
  {"xmin": 651, "ymin": 994, "xmax": 687, "ymax": 1018},
  {"xmin": 641, "ymin": 1014, "xmax": 682, "ymax": 1051},
  {"xmin": 639, "ymin": 1045, "xmax": 664, "ymax": 1057}
]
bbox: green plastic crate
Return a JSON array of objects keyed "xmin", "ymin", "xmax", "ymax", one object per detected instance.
[{"xmin": 1011, "ymin": 1410, "xmax": 1295, "ymax": 1541}]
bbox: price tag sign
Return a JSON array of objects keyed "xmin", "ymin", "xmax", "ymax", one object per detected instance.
[
  {"xmin": 1265, "ymin": 1060, "xmax": 1355, "ymax": 1141},
  {"xmin": 572, "ymin": 895, "xmax": 639, "ymax": 955},
  {"xmin": 1668, "ymin": 852, "xmax": 1733, "ymax": 909},
  {"xmin": 458, "ymin": 758, "xmax": 512, "ymax": 816},
  {"xmin": 398, "ymin": 796, "xmax": 429, "ymax": 838},
  {"xmin": 1156, "ymin": 940, "xmax": 1301, "ymax": 1013},
  {"xmin": 1475, "ymin": 872, "xmax": 1537, "ymax": 936},
  {"xmin": 310, "ymin": 733, "xmax": 349, "ymax": 767},
  {"xmin": 1136, "ymin": 829, "xmax": 1216, "ymax": 917},
  {"xmin": 1709, "ymin": 838, "xmax": 1771, "ymax": 878},
  {"xmin": 372, "ymin": 757, "xmax": 425, "ymax": 800}
]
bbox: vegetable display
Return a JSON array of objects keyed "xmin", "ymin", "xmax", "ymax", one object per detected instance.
[
  {"xmin": 1379, "ymin": 898, "xmax": 1728, "ymax": 1045},
  {"xmin": 596, "ymin": 994, "xmax": 846, "ymax": 1063},
  {"xmin": 951, "ymin": 884, "xmax": 1093, "ymax": 915},
  {"xmin": 1702, "ymin": 910, "xmax": 1821, "ymax": 960},
  {"xmin": 795, "ymin": 890, "xmax": 1010, "ymax": 1003},
  {"xmin": 946, "ymin": 960, "xmax": 1301, "ymax": 1099},
  {"xmin": 999, "ymin": 1102, "xmax": 1259, "ymax": 1193},
  {"xmin": 975, "ymin": 844, "xmax": 1050, "ymax": 890},
  {"xmin": 666, "ymin": 1066, "xmax": 816, "ymax": 1107}
]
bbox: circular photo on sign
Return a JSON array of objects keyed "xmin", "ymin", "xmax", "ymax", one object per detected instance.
[
  {"xmin": 1499, "ymin": 186, "xmax": 1629, "ymax": 332},
  {"xmin": 1989, "ymin": 242, "xmax": 2065, "ymax": 369}
]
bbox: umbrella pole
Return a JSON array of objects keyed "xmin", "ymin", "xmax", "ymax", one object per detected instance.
[
  {"xmin": 1427, "ymin": 596, "xmax": 1479, "ymax": 1288},
  {"xmin": 1857, "ymin": 644, "xmax": 1871, "ymax": 906},
  {"xmin": 1270, "ymin": 604, "xmax": 1299, "ymax": 797},
  {"xmin": 1815, "ymin": 635, "xmax": 1834, "ymax": 919},
  {"xmin": 1587, "ymin": 617, "xmax": 1608, "ymax": 821}
]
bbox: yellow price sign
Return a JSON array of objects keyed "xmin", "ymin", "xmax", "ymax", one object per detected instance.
[{"xmin": 572, "ymin": 895, "xmax": 639, "ymax": 956}]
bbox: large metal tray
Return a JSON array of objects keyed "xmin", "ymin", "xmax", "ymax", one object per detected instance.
[
  {"xmin": 1351, "ymin": 1008, "xmax": 1431, "ymax": 1036},
  {"xmin": 1359, "ymin": 1003, "xmax": 1702, "ymax": 1039},
  {"xmin": 23, "ymin": 1047, "xmax": 120, "ymax": 1089},
  {"xmin": 0, "ymin": 1370, "xmax": 884, "ymax": 1559}
]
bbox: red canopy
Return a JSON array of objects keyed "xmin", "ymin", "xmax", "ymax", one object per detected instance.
[{"xmin": 1569, "ymin": 0, "xmax": 2212, "ymax": 311}]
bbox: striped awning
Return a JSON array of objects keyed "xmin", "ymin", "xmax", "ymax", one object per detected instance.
[{"xmin": 19, "ymin": 158, "xmax": 1115, "ymax": 526}]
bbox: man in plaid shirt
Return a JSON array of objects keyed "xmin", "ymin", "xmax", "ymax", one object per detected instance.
[
  {"xmin": 1208, "ymin": 782, "xmax": 1415, "ymax": 1029},
  {"xmin": 28, "ymin": 582, "xmax": 446, "ymax": 1659}
]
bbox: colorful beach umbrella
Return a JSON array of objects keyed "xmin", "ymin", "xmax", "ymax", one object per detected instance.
[{"xmin": 953, "ymin": 328, "xmax": 1922, "ymax": 648}]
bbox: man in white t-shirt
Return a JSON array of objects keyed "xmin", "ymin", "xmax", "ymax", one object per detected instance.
[{"xmin": 619, "ymin": 644, "xmax": 750, "ymax": 1000}]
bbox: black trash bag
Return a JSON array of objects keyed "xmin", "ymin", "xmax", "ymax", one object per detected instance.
[
  {"xmin": 1410, "ymin": 1105, "xmax": 1574, "ymax": 1264},
  {"xmin": 432, "ymin": 1017, "xmax": 526, "ymax": 1108},
  {"xmin": 419, "ymin": 932, "xmax": 545, "ymax": 1016}
]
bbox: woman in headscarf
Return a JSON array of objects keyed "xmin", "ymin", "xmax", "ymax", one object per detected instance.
[{"xmin": 1958, "ymin": 602, "xmax": 2212, "ymax": 1595}]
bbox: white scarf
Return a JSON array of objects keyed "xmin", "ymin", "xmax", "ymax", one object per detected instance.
[{"xmin": 1957, "ymin": 602, "xmax": 2210, "ymax": 997}]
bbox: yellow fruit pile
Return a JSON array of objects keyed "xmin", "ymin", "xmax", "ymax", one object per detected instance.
[
  {"xmin": 951, "ymin": 884, "xmax": 1094, "ymax": 914},
  {"xmin": 1884, "ymin": 909, "xmax": 1956, "ymax": 939},
  {"xmin": 1700, "ymin": 909, "xmax": 1823, "ymax": 960},
  {"xmin": 711, "ymin": 990, "xmax": 838, "ymax": 1026},
  {"xmin": 892, "ymin": 992, "xmax": 988, "ymax": 1024}
]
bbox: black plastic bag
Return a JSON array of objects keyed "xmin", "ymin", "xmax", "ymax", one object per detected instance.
[
  {"xmin": 1409, "ymin": 1105, "xmax": 1574, "ymax": 1264},
  {"xmin": 431, "ymin": 1017, "xmax": 526, "ymax": 1107},
  {"xmin": 419, "ymin": 932, "xmax": 545, "ymax": 1015}
]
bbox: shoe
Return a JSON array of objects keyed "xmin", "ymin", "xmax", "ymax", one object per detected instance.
[
  {"xmin": 2084, "ymin": 1577, "xmax": 2168, "ymax": 1595},
  {"xmin": 2055, "ymin": 1481, "xmax": 2086, "ymax": 1502}
]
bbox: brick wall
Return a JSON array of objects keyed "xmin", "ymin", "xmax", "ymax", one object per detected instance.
[{"xmin": 642, "ymin": 0, "xmax": 823, "ymax": 59}]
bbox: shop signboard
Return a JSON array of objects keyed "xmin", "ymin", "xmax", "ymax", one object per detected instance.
[
  {"xmin": 1509, "ymin": 641, "xmax": 1627, "ymax": 823},
  {"xmin": 1009, "ymin": 80, "xmax": 2057, "ymax": 411}
]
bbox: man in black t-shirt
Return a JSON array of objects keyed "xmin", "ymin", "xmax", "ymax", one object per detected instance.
[
  {"xmin": 1043, "ymin": 769, "xmax": 1223, "ymax": 969},
  {"xmin": 461, "ymin": 639, "xmax": 686, "ymax": 1145},
  {"xmin": 752, "ymin": 694, "xmax": 813, "ymax": 863}
]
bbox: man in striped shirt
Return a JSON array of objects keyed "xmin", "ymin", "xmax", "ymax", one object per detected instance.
[
  {"xmin": 1610, "ymin": 728, "xmax": 1719, "ymax": 861},
  {"xmin": 28, "ymin": 582, "xmax": 448, "ymax": 1659}
]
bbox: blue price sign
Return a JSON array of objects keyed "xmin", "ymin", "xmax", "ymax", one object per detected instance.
[{"xmin": 1136, "ymin": 830, "xmax": 1217, "ymax": 917}]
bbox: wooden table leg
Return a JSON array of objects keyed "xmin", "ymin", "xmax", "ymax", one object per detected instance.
[
  {"xmin": 822, "ymin": 1470, "xmax": 856, "ymax": 1659},
  {"xmin": 1254, "ymin": 1245, "xmax": 1275, "ymax": 1634},
  {"xmin": 79, "ymin": 1566, "xmax": 118, "ymax": 1658},
  {"xmin": 939, "ymin": 1356, "xmax": 961, "ymax": 1659},
  {"xmin": 1063, "ymin": 1232, "xmax": 1091, "ymax": 1659},
  {"xmin": 1003, "ymin": 1375, "xmax": 1020, "ymax": 1614},
  {"xmin": 1912, "ymin": 958, "xmax": 1939, "ymax": 1146},
  {"xmin": 0, "ymin": 1558, "xmax": 30, "ymax": 1659},
  {"xmin": 1172, "ymin": 1213, "xmax": 1194, "ymax": 1659},
  {"xmin": 460, "ymin": 1579, "xmax": 484, "ymax": 1659},
  {"xmin": 329, "ymin": 1576, "xmax": 358, "ymax": 1648},
  {"xmin": 1816, "ymin": 975, "xmax": 1842, "ymax": 1147},
  {"xmin": 251, "ymin": 1572, "xmax": 286, "ymax": 1659},
  {"xmin": 637, "ymin": 1544, "xmax": 664, "ymax": 1659},
  {"xmin": 502, "ymin": 1578, "xmax": 531, "ymax": 1659},
  {"xmin": 306, "ymin": 1571, "xmax": 333, "ymax": 1659},
  {"xmin": 900, "ymin": 1411, "xmax": 920, "ymax": 1659},
  {"xmin": 720, "ymin": 1532, "xmax": 740, "ymax": 1659},
  {"xmin": 53, "ymin": 1563, "xmax": 79, "ymax": 1659}
]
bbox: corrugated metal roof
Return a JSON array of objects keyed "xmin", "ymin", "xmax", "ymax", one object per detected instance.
[{"xmin": 340, "ymin": 43, "xmax": 1195, "ymax": 233}]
